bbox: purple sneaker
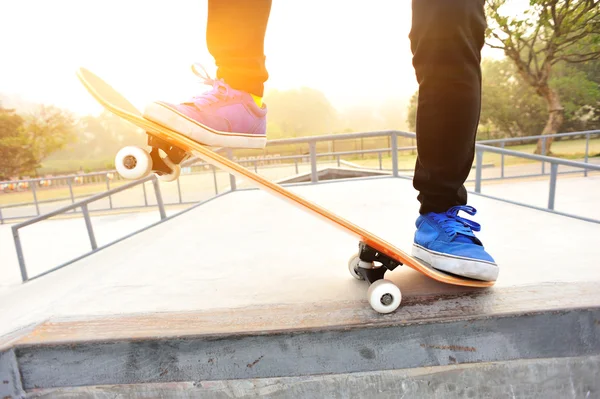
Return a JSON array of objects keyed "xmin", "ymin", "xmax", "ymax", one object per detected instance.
[{"xmin": 143, "ymin": 64, "xmax": 267, "ymax": 149}]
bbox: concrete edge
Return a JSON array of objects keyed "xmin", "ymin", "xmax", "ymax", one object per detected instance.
[
  {"xmin": 13, "ymin": 306, "xmax": 600, "ymax": 390},
  {"xmin": 24, "ymin": 354, "xmax": 600, "ymax": 399}
]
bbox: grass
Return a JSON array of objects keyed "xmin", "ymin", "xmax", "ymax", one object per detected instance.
[
  {"xmin": 0, "ymin": 180, "xmax": 130, "ymax": 206},
  {"xmin": 37, "ymin": 158, "xmax": 115, "ymax": 175}
]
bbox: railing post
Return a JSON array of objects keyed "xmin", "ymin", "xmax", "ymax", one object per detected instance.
[
  {"xmin": 548, "ymin": 163, "xmax": 558, "ymax": 210},
  {"xmin": 12, "ymin": 226, "xmax": 28, "ymax": 282},
  {"xmin": 295, "ymin": 160, "xmax": 299, "ymax": 174},
  {"xmin": 541, "ymin": 137, "xmax": 547, "ymax": 175},
  {"xmin": 309, "ymin": 141, "xmax": 318, "ymax": 183},
  {"xmin": 379, "ymin": 152, "xmax": 383, "ymax": 170},
  {"xmin": 501, "ymin": 141, "xmax": 505, "ymax": 179},
  {"xmin": 68, "ymin": 177, "xmax": 76, "ymax": 213},
  {"xmin": 226, "ymin": 148, "xmax": 237, "ymax": 191},
  {"xmin": 31, "ymin": 180, "xmax": 40, "ymax": 215},
  {"xmin": 337, "ymin": 155, "xmax": 340, "ymax": 167},
  {"xmin": 212, "ymin": 165, "xmax": 219, "ymax": 195},
  {"xmin": 176, "ymin": 178, "xmax": 183, "ymax": 204},
  {"xmin": 142, "ymin": 182, "xmax": 148, "ymax": 206},
  {"xmin": 106, "ymin": 174, "xmax": 113, "ymax": 209},
  {"xmin": 391, "ymin": 133, "xmax": 398, "ymax": 177},
  {"xmin": 81, "ymin": 203, "xmax": 98, "ymax": 250},
  {"xmin": 152, "ymin": 176, "xmax": 167, "ymax": 220},
  {"xmin": 475, "ymin": 150, "xmax": 483, "ymax": 193},
  {"xmin": 584, "ymin": 133, "xmax": 590, "ymax": 178},
  {"xmin": 68, "ymin": 177, "xmax": 75, "ymax": 204},
  {"xmin": 0, "ymin": 207, "xmax": 3, "ymax": 225}
]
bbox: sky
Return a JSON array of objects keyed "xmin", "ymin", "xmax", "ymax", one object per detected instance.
[{"xmin": 1, "ymin": 0, "xmax": 506, "ymax": 116}]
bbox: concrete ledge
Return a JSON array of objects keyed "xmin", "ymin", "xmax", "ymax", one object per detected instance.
[
  {"xmin": 25, "ymin": 355, "xmax": 600, "ymax": 398},
  {"xmin": 10, "ymin": 282, "xmax": 600, "ymax": 345},
  {"xmin": 6, "ymin": 282, "xmax": 600, "ymax": 391}
]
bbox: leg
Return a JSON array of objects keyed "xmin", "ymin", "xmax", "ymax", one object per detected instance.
[
  {"xmin": 410, "ymin": 0, "xmax": 486, "ymax": 214},
  {"xmin": 409, "ymin": 0, "xmax": 498, "ymax": 282},
  {"xmin": 207, "ymin": 0, "xmax": 272, "ymax": 97},
  {"xmin": 143, "ymin": 0, "xmax": 271, "ymax": 149}
]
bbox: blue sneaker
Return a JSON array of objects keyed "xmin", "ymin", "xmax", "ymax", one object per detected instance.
[{"xmin": 412, "ymin": 205, "xmax": 498, "ymax": 281}]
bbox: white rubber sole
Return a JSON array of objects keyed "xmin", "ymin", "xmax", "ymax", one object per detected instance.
[
  {"xmin": 412, "ymin": 244, "xmax": 499, "ymax": 281},
  {"xmin": 144, "ymin": 102, "xmax": 267, "ymax": 149}
]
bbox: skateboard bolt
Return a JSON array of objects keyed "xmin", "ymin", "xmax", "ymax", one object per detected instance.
[
  {"xmin": 380, "ymin": 294, "xmax": 394, "ymax": 306},
  {"xmin": 123, "ymin": 155, "xmax": 137, "ymax": 170}
]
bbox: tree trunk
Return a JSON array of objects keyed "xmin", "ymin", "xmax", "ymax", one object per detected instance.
[{"xmin": 535, "ymin": 85, "xmax": 564, "ymax": 155}]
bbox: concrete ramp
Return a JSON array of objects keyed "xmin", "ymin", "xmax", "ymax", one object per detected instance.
[{"xmin": 1, "ymin": 178, "xmax": 599, "ymax": 398}]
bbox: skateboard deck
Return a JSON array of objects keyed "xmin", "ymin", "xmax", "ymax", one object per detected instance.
[{"xmin": 76, "ymin": 67, "xmax": 494, "ymax": 313}]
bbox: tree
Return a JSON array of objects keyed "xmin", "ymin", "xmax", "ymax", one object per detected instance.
[
  {"xmin": 485, "ymin": 0, "xmax": 600, "ymax": 153},
  {"xmin": 0, "ymin": 107, "xmax": 33, "ymax": 180},
  {"xmin": 25, "ymin": 105, "xmax": 77, "ymax": 166},
  {"xmin": 50, "ymin": 110, "xmax": 145, "ymax": 170},
  {"xmin": 406, "ymin": 56, "xmax": 599, "ymax": 140},
  {"xmin": 0, "ymin": 105, "xmax": 76, "ymax": 179},
  {"xmin": 264, "ymin": 87, "xmax": 338, "ymax": 138},
  {"xmin": 480, "ymin": 58, "xmax": 547, "ymax": 138},
  {"xmin": 406, "ymin": 91, "xmax": 418, "ymax": 132}
]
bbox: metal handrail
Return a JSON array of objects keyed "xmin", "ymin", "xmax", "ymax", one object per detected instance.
[
  {"xmin": 478, "ymin": 130, "xmax": 600, "ymax": 145},
  {"xmin": 11, "ymin": 175, "xmax": 163, "ymax": 282}
]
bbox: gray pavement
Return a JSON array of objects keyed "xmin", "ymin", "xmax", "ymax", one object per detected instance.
[
  {"xmin": 1, "ymin": 177, "xmax": 599, "ymax": 336},
  {"xmin": 1, "ymin": 176, "xmax": 599, "ymax": 395},
  {"xmin": 470, "ymin": 174, "xmax": 600, "ymax": 220}
]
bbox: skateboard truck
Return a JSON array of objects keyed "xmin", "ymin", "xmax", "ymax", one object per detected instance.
[
  {"xmin": 348, "ymin": 241, "xmax": 404, "ymax": 313},
  {"xmin": 147, "ymin": 134, "xmax": 189, "ymax": 176},
  {"xmin": 355, "ymin": 241, "xmax": 402, "ymax": 283},
  {"xmin": 112, "ymin": 133, "xmax": 191, "ymax": 182}
]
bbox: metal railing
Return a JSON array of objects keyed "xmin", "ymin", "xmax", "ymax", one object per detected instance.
[
  {"xmin": 10, "ymin": 174, "xmax": 229, "ymax": 282},
  {"xmin": 2, "ymin": 130, "xmax": 597, "ymax": 224},
  {"xmin": 7, "ymin": 129, "xmax": 599, "ymax": 283},
  {"xmin": 260, "ymin": 130, "xmax": 600, "ymax": 224},
  {"xmin": 0, "ymin": 158, "xmax": 231, "ymax": 224}
]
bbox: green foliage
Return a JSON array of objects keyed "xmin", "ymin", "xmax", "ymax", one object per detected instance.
[
  {"xmin": 0, "ymin": 107, "xmax": 32, "ymax": 180},
  {"xmin": 0, "ymin": 105, "xmax": 76, "ymax": 179},
  {"xmin": 480, "ymin": 58, "xmax": 547, "ymax": 138},
  {"xmin": 47, "ymin": 110, "xmax": 146, "ymax": 171},
  {"xmin": 264, "ymin": 87, "xmax": 338, "ymax": 137},
  {"xmin": 406, "ymin": 91, "xmax": 418, "ymax": 132},
  {"xmin": 485, "ymin": 0, "xmax": 600, "ymax": 151},
  {"xmin": 406, "ymin": 55, "xmax": 599, "ymax": 139},
  {"xmin": 263, "ymin": 88, "xmax": 409, "ymax": 139}
]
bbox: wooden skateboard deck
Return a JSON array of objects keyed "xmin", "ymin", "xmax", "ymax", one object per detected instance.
[{"xmin": 76, "ymin": 67, "xmax": 494, "ymax": 313}]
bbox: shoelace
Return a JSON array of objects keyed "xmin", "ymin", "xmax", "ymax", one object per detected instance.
[
  {"xmin": 430, "ymin": 205, "xmax": 481, "ymax": 239},
  {"xmin": 184, "ymin": 63, "xmax": 231, "ymax": 106}
]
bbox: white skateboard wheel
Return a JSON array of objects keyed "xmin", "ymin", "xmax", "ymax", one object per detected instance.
[
  {"xmin": 367, "ymin": 279, "xmax": 402, "ymax": 314},
  {"xmin": 348, "ymin": 254, "xmax": 365, "ymax": 280},
  {"xmin": 114, "ymin": 146, "xmax": 152, "ymax": 180}
]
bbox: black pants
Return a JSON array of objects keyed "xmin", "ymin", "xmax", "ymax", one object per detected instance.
[{"xmin": 206, "ymin": 0, "xmax": 486, "ymax": 214}]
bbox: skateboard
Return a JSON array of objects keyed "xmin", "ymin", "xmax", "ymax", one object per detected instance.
[{"xmin": 76, "ymin": 67, "xmax": 494, "ymax": 314}]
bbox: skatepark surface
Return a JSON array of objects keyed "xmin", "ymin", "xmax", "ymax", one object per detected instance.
[{"xmin": 1, "ymin": 177, "xmax": 599, "ymax": 397}]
